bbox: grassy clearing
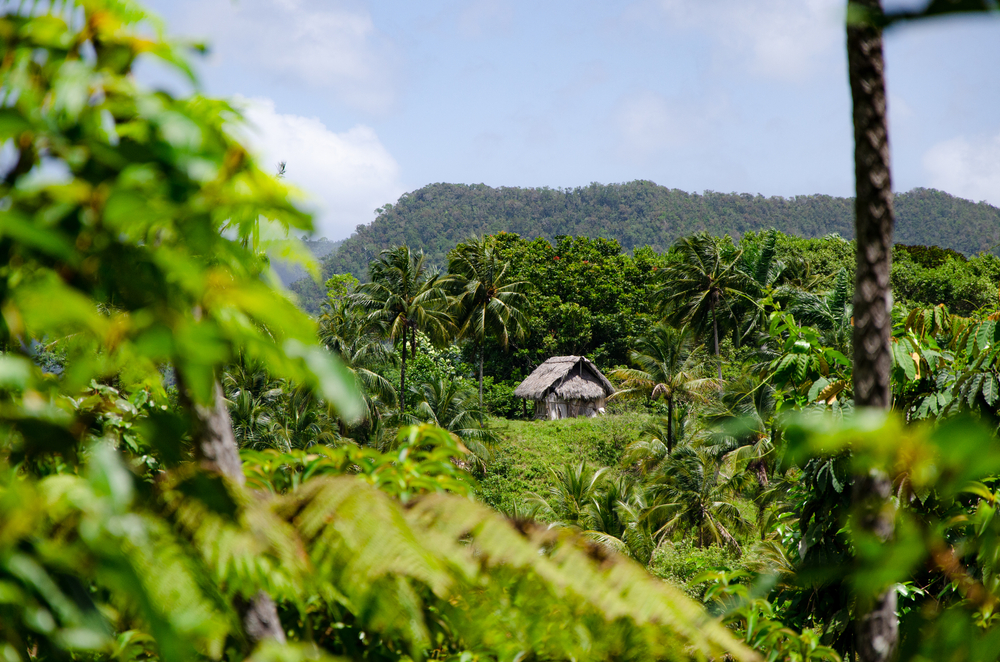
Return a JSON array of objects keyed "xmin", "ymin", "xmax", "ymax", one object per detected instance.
[{"xmin": 477, "ymin": 412, "xmax": 651, "ymax": 512}]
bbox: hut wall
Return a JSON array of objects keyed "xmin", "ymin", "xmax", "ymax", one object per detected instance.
[{"xmin": 534, "ymin": 394, "xmax": 607, "ymax": 420}]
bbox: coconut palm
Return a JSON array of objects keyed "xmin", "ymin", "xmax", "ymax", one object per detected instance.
[
  {"xmin": 353, "ymin": 245, "xmax": 457, "ymax": 411},
  {"xmin": 733, "ymin": 230, "xmax": 788, "ymax": 344},
  {"xmin": 402, "ymin": 375, "xmax": 498, "ymax": 468},
  {"xmin": 585, "ymin": 474, "xmax": 656, "ymax": 564},
  {"xmin": 611, "ymin": 324, "xmax": 717, "ymax": 454},
  {"xmin": 319, "ymin": 295, "xmax": 397, "ymax": 436},
  {"xmin": 530, "ymin": 461, "xmax": 608, "ymax": 528},
  {"xmin": 448, "ymin": 235, "xmax": 530, "ymax": 409},
  {"xmin": 703, "ymin": 375, "xmax": 780, "ymax": 536},
  {"xmin": 267, "ymin": 383, "xmax": 342, "ymax": 451},
  {"xmin": 644, "ymin": 447, "xmax": 751, "ymax": 552},
  {"xmin": 223, "ymin": 353, "xmax": 282, "ymax": 448},
  {"xmin": 704, "ymin": 376, "xmax": 778, "ymax": 481},
  {"xmin": 624, "ymin": 411, "xmax": 693, "ymax": 475},
  {"xmin": 786, "ymin": 267, "xmax": 853, "ymax": 354},
  {"xmin": 657, "ymin": 233, "xmax": 755, "ymax": 380}
]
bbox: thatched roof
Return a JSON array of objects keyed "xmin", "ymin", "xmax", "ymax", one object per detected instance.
[{"xmin": 513, "ymin": 356, "xmax": 615, "ymax": 401}]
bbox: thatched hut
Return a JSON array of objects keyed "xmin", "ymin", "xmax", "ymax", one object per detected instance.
[{"xmin": 514, "ymin": 356, "xmax": 615, "ymax": 420}]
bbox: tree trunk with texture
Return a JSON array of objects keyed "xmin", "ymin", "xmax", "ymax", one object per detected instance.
[
  {"xmin": 186, "ymin": 379, "xmax": 287, "ymax": 646},
  {"xmin": 712, "ymin": 300, "xmax": 722, "ymax": 382},
  {"xmin": 848, "ymin": 1, "xmax": 898, "ymax": 660},
  {"xmin": 666, "ymin": 395, "xmax": 675, "ymax": 455},
  {"xmin": 478, "ymin": 343, "xmax": 485, "ymax": 425},
  {"xmin": 400, "ymin": 334, "xmax": 407, "ymax": 412}
]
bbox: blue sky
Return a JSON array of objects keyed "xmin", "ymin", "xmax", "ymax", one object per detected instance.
[{"xmin": 140, "ymin": 0, "xmax": 1000, "ymax": 240}]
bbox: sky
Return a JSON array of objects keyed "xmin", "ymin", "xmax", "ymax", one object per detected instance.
[{"xmin": 138, "ymin": 0, "xmax": 1000, "ymax": 241}]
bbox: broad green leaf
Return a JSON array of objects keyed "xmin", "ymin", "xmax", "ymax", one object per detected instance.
[
  {"xmin": 0, "ymin": 108, "xmax": 31, "ymax": 140},
  {"xmin": 0, "ymin": 355, "xmax": 33, "ymax": 390},
  {"xmin": 0, "ymin": 211, "xmax": 75, "ymax": 261},
  {"xmin": 892, "ymin": 342, "xmax": 917, "ymax": 381}
]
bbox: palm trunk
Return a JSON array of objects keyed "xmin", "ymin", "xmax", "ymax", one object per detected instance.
[
  {"xmin": 479, "ymin": 343, "xmax": 484, "ymax": 409},
  {"xmin": 712, "ymin": 300, "xmax": 722, "ymax": 382},
  {"xmin": 183, "ymin": 378, "xmax": 286, "ymax": 645},
  {"xmin": 478, "ymin": 343, "xmax": 485, "ymax": 425},
  {"xmin": 399, "ymin": 334, "xmax": 407, "ymax": 412},
  {"xmin": 848, "ymin": 2, "xmax": 897, "ymax": 660},
  {"xmin": 666, "ymin": 395, "xmax": 675, "ymax": 455}
]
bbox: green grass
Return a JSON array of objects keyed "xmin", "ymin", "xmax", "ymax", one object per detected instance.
[{"xmin": 477, "ymin": 412, "xmax": 651, "ymax": 512}]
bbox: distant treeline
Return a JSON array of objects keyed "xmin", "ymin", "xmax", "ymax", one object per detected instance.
[{"xmin": 291, "ymin": 182, "xmax": 1000, "ymax": 311}]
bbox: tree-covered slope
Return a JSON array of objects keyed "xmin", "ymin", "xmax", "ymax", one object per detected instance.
[
  {"xmin": 287, "ymin": 182, "xmax": 1000, "ymax": 312},
  {"xmin": 318, "ymin": 182, "xmax": 1000, "ymax": 277}
]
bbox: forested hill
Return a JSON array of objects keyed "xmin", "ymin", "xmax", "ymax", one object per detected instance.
[{"xmin": 311, "ymin": 181, "xmax": 1000, "ymax": 281}]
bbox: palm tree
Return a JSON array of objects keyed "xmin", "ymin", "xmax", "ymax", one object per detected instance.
[
  {"xmin": 353, "ymin": 246, "xmax": 456, "ymax": 411},
  {"xmin": 585, "ymin": 474, "xmax": 656, "ymax": 564},
  {"xmin": 703, "ymin": 375, "xmax": 779, "ymax": 537},
  {"xmin": 530, "ymin": 461, "xmax": 608, "ymax": 528},
  {"xmin": 401, "ymin": 375, "xmax": 498, "ymax": 468},
  {"xmin": 786, "ymin": 267, "xmax": 853, "ymax": 354},
  {"xmin": 267, "ymin": 383, "xmax": 341, "ymax": 451},
  {"xmin": 611, "ymin": 324, "xmax": 717, "ymax": 454},
  {"xmin": 644, "ymin": 447, "xmax": 751, "ymax": 552},
  {"xmin": 448, "ymin": 235, "xmax": 529, "ymax": 409},
  {"xmin": 319, "ymin": 294, "xmax": 398, "ymax": 436},
  {"xmin": 657, "ymin": 233, "xmax": 754, "ymax": 381},
  {"xmin": 734, "ymin": 229, "xmax": 787, "ymax": 344}
]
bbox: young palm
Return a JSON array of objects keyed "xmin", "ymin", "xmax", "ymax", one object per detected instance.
[
  {"xmin": 625, "ymin": 411, "xmax": 692, "ymax": 475},
  {"xmin": 448, "ymin": 235, "xmax": 530, "ymax": 408},
  {"xmin": 353, "ymin": 246, "xmax": 456, "ymax": 411},
  {"xmin": 645, "ymin": 447, "xmax": 751, "ymax": 552},
  {"xmin": 734, "ymin": 229, "xmax": 787, "ymax": 345},
  {"xmin": 612, "ymin": 324, "xmax": 717, "ymax": 454},
  {"xmin": 703, "ymin": 375, "xmax": 779, "ymax": 536},
  {"xmin": 585, "ymin": 474, "xmax": 656, "ymax": 565},
  {"xmin": 319, "ymin": 296, "xmax": 398, "ymax": 433},
  {"xmin": 786, "ymin": 267, "xmax": 854, "ymax": 354},
  {"xmin": 530, "ymin": 461, "xmax": 608, "ymax": 528},
  {"xmin": 267, "ymin": 383, "xmax": 342, "ymax": 451},
  {"xmin": 400, "ymin": 376, "xmax": 498, "ymax": 468},
  {"xmin": 657, "ymin": 233, "xmax": 755, "ymax": 381}
]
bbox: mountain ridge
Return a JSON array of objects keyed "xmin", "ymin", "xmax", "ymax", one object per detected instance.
[{"xmin": 291, "ymin": 181, "xmax": 1000, "ymax": 309}]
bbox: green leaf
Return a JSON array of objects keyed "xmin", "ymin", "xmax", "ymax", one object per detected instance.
[
  {"xmin": 984, "ymin": 375, "xmax": 999, "ymax": 406},
  {"xmin": 977, "ymin": 321, "xmax": 996, "ymax": 353},
  {"xmin": 87, "ymin": 444, "xmax": 135, "ymax": 512},
  {"xmin": 893, "ymin": 342, "xmax": 917, "ymax": 381},
  {"xmin": 0, "ymin": 211, "xmax": 75, "ymax": 261},
  {"xmin": 0, "ymin": 108, "xmax": 31, "ymax": 140},
  {"xmin": 0, "ymin": 355, "xmax": 34, "ymax": 390}
]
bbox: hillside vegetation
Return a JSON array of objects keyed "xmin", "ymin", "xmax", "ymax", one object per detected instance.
[{"xmin": 312, "ymin": 181, "xmax": 1000, "ymax": 279}]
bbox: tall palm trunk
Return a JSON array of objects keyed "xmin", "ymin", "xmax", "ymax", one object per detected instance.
[
  {"xmin": 478, "ymin": 342, "xmax": 485, "ymax": 425},
  {"xmin": 711, "ymin": 297, "xmax": 722, "ymax": 382},
  {"xmin": 848, "ymin": 2, "xmax": 897, "ymax": 660},
  {"xmin": 399, "ymin": 334, "xmax": 408, "ymax": 411},
  {"xmin": 666, "ymin": 395, "xmax": 675, "ymax": 455}
]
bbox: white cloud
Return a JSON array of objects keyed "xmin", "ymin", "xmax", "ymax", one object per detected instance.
[
  {"xmin": 612, "ymin": 90, "xmax": 728, "ymax": 161},
  {"xmin": 237, "ymin": 96, "xmax": 404, "ymax": 239},
  {"xmin": 188, "ymin": 0, "xmax": 397, "ymax": 114},
  {"xmin": 633, "ymin": 0, "xmax": 843, "ymax": 80},
  {"xmin": 923, "ymin": 132, "xmax": 1000, "ymax": 206},
  {"xmin": 456, "ymin": 0, "xmax": 515, "ymax": 39}
]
